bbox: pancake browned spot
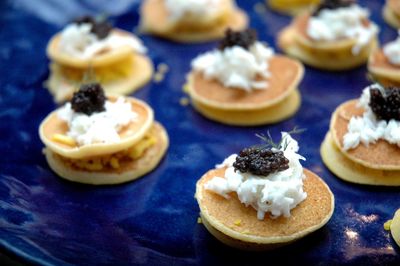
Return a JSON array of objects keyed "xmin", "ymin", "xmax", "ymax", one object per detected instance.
[
  {"xmin": 196, "ymin": 167, "xmax": 334, "ymax": 249},
  {"xmin": 330, "ymin": 100, "xmax": 400, "ymax": 170}
]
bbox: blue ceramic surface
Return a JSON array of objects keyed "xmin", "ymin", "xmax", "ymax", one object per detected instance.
[{"xmin": 1, "ymin": 0, "xmax": 399, "ymax": 265}]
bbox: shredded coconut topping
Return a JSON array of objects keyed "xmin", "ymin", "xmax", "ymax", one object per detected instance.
[
  {"xmin": 191, "ymin": 42, "xmax": 274, "ymax": 91},
  {"xmin": 164, "ymin": 0, "xmax": 222, "ymax": 22},
  {"xmin": 59, "ymin": 23, "xmax": 147, "ymax": 58},
  {"xmin": 205, "ymin": 133, "xmax": 307, "ymax": 220},
  {"xmin": 383, "ymin": 30, "xmax": 400, "ymax": 66},
  {"xmin": 307, "ymin": 4, "xmax": 379, "ymax": 55},
  {"xmin": 343, "ymin": 84, "xmax": 400, "ymax": 150},
  {"xmin": 58, "ymin": 97, "xmax": 138, "ymax": 146}
]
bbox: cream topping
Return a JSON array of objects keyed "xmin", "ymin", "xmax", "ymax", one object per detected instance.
[
  {"xmin": 343, "ymin": 84, "xmax": 400, "ymax": 150},
  {"xmin": 205, "ymin": 133, "xmax": 307, "ymax": 220},
  {"xmin": 58, "ymin": 97, "xmax": 138, "ymax": 146},
  {"xmin": 58, "ymin": 23, "xmax": 147, "ymax": 58},
  {"xmin": 191, "ymin": 42, "xmax": 274, "ymax": 91},
  {"xmin": 307, "ymin": 4, "xmax": 379, "ymax": 55},
  {"xmin": 164, "ymin": 0, "xmax": 222, "ymax": 22},
  {"xmin": 383, "ymin": 31, "xmax": 400, "ymax": 66}
]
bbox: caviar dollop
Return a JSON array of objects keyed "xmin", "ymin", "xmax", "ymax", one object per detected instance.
[
  {"xmin": 218, "ymin": 29, "xmax": 257, "ymax": 51},
  {"xmin": 312, "ymin": 0, "xmax": 355, "ymax": 16},
  {"xmin": 73, "ymin": 16, "xmax": 112, "ymax": 39},
  {"xmin": 369, "ymin": 88, "xmax": 400, "ymax": 122},
  {"xmin": 71, "ymin": 83, "xmax": 106, "ymax": 115},
  {"xmin": 233, "ymin": 147, "xmax": 289, "ymax": 176}
]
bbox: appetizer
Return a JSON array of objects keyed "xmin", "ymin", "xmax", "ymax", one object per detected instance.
[
  {"xmin": 47, "ymin": 16, "xmax": 153, "ymax": 103},
  {"xmin": 185, "ymin": 29, "xmax": 304, "ymax": 126},
  {"xmin": 278, "ymin": 0, "xmax": 379, "ymax": 70},
  {"xmin": 321, "ymin": 83, "xmax": 400, "ymax": 186},
  {"xmin": 196, "ymin": 131, "xmax": 335, "ymax": 250},
  {"xmin": 368, "ymin": 31, "xmax": 400, "ymax": 86},
  {"xmin": 39, "ymin": 83, "xmax": 168, "ymax": 185},
  {"xmin": 140, "ymin": 0, "xmax": 248, "ymax": 43}
]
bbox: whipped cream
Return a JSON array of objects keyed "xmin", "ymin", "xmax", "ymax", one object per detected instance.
[
  {"xmin": 191, "ymin": 42, "xmax": 274, "ymax": 91},
  {"xmin": 58, "ymin": 97, "xmax": 137, "ymax": 146},
  {"xmin": 164, "ymin": 0, "xmax": 222, "ymax": 22},
  {"xmin": 383, "ymin": 30, "xmax": 400, "ymax": 66},
  {"xmin": 307, "ymin": 4, "xmax": 379, "ymax": 55},
  {"xmin": 343, "ymin": 84, "xmax": 400, "ymax": 150},
  {"xmin": 59, "ymin": 23, "xmax": 147, "ymax": 58},
  {"xmin": 205, "ymin": 133, "xmax": 307, "ymax": 220}
]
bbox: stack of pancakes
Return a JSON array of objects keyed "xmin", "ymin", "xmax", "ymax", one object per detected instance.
[
  {"xmin": 321, "ymin": 100, "xmax": 400, "ymax": 186},
  {"xmin": 47, "ymin": 29, "xmax": 153, "ymax": 103},
  {"xmin": 195, "ymin": 167, "xmax": 334, "ymax": 250},
  {"xmin": 278, "ymin": 14, "xmax": 378, "ymax": 70},
  {"xmin": 39, "ymin": 97, "xmax": 168, "ymax": 185},
  {"xmin": 185, "ymin": 56, "xmax": 304, "ymax": 126}
]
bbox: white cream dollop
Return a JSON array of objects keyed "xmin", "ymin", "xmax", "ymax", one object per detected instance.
[
  {"xmin": 59, "ymin": 23, "xmax": 147, "ymax": 58},
  {"xmin": 343, "ymin": 84, "xmax": 400, "ymax": 150},
  {"xmin": 164, "ymin": 0, "xmax": 222, "ymax": 22},
  {"xmin": 58, "ymin": 97, "xmax": 138, "ymax": 146},
  {"xmin": 191, "ymin": 42, "xmax": 274, "ymax": 91},
  {"xmin": 205, "ymin": 133, "xmax": 307, "ymax": 220},
  {"xmin": 383, "ymin": 30, "xmax": 400, "ymax": 66},
  {"xmin": 307, "ymin": 4, "xmax": 379, "ymax": 55}
]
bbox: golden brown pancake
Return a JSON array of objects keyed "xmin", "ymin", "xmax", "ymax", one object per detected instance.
[
  {"xmin": 368, "ymin": 48, "xmax": 400, "ymax": 86},
  {"xmin": 330, "ymin": 100, "xmax": 400, "ymax": 170},
  {"xmin": 187, "ymin": 56, "xmax": 304, "ymax": 110},
  {"xmin": 195, "ymin": 167, "xmax": 334, "ymax": 250},
  {"xmin": 278, "ymin": 14, "xmax": 378, "ymax": 70},
  {"xmin": 267, "ymin": 0, "xmax": 320, "ymax": 16},
  {"xmin": 39, "ymin": 97, "xmax": 154, "ymax": 159},
  {"xmin": 140, "ymin": 0, "xmax": 248, "ymax": 43},
  {"xmin": 47, "ymin": 29, "xmax": 140, "ymax": 68},
  {"xmin": 47, "ymin": 54, "xmax": 153, "ymax": 103},
  {"xmin": 391, "ymin": 208, "xmax": 400, "ymax": 247},
  {"xmin": 190, "ymin": 88, "xmax": 301, "ymax": 126},
  {"xmin": 44, "ymin": 122, "xmax": 169, "ymax": 185},
  {"xmin": 320, "ymin": 133, "xmax": 400, "ymax": 186}
]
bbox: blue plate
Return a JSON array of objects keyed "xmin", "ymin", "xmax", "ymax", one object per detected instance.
[{"xmin": 1, "ymin": 0, "xmax": 399, "ymax": 265}]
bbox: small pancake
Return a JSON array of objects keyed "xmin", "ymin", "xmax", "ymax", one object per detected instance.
[
  {"xmin": 388, "ymin": 0, "xmax": 400, "ymax": 17},
  {"xmin": 321, "ymin": 133, "xmax": 400, "ymax": 186},
  {"xmin": 47, "ymin": 54, "xmax": 154, "ymax": 103},
  {"xmin": 195, "ymin": 167, "xmax": 334, "ymax": 250},
  {"xmin": 330, "ymin": 100, "xmax": 400, "ymax": 170},
  {"xmin": 368, "ymin": 48, "xmax": 400, "ymax": 86},
  {"xmin": 187, "ymin": 56, "xmax": 304, "ymax": 110},
  {"xmin": 190, "ymin": 88, "xmax": 301, "ymax": 126},
  {"xmin": 278, "ymin": 14, "xmax": 378, "ymax": 70},
  {"xmin": 140, "ymin": 0, "xmax": 248, "ymax": 43},
  {"xmin": 45, "ymin": 122, "xmax": 169, "ymax": 185},
  {"xmin": 267, "ymin": 0, "xmax": 320, "ymax": 16},
  {"xmin": 39, "ymin": 97, "xmax": 154, "ymax": 159},
  {"xmin": 47, "ymin": 29, "xmax": 141, "ymax": 68},
  {"xmin": 391, "ymin": 208, "xmax": 400, "ymax": 247}
]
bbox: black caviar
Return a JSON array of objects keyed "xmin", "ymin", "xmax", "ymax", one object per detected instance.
[
  {"xmin": 369, "ymin": 87, "xmax": 400, "ymax": 122},
  {"xmin": 71, "ymin": 83, "xmax": 106, "ymax": 115},
  {"xmin": 73, "ymin": 16, "xmax": 112, "ymax": 39},
  {"xmin": 218, "ymin": 29, "xmax": 257, "ymax": 50},
  {"xmin": 312, "ymin": 0, "xmax": 355, "ymax": 16},
  {"xmin": 233, "ymin": 147, "xmax": 289, "ymax": 176}
]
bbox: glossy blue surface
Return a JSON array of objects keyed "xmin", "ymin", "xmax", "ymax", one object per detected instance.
[{"xmin": 1, "ymin": 0, "xmax": 399, "ymax": 265}]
